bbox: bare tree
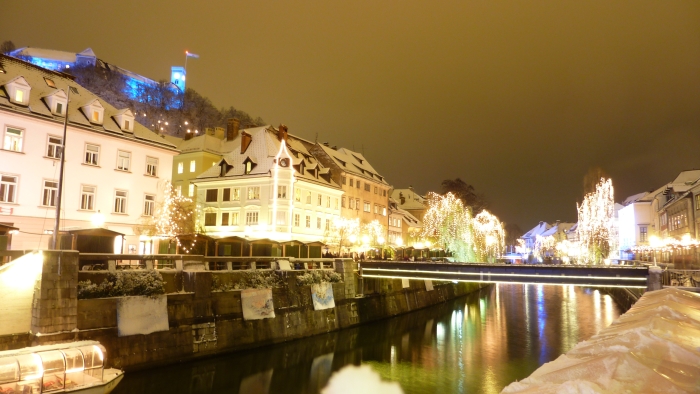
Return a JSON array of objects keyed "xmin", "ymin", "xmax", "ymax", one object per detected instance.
[{"xmin": 0, "ymin": 41, "xmax": 15, "ymax": 55}]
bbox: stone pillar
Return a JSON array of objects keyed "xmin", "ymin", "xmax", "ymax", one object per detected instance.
[
  {"xmin": 31, "ymin": 250, "xmax": 79, "ymax": 335},
  {"xmin": 647, "ymin": 266, "xmax": 662, "ymax": 292},
  {"xmin": 335, "ymin": 259, "xmax": 357, "ymax": 298}
]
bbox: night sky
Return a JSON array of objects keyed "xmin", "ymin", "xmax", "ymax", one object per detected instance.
[{"xmin": 4, "ymin": 1, "xmax": 700, "ymax": 231}]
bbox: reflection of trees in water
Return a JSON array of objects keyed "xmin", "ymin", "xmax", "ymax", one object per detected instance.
[{"xmin": 113, "ymin": 285, "xmax": 619, "ymax": 394}]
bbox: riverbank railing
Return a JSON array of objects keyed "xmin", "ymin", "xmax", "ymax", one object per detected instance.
[{"xmin": 77, "ymin": 253, "xmax": 337, "ymax": 272}]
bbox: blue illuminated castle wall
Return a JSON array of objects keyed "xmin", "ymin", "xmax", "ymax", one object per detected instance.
[{"xmin": 9, "ymin": 47, "xmax": 184, "ymax": 107}]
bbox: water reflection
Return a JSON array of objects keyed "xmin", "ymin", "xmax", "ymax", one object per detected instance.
[{"xmin": 114, "ymin": 284, "xmax": 620, "ymax": 394}]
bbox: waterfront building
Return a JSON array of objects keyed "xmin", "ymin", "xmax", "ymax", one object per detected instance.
[
  {"xmin": 388, "ymin": 197, "xmax": 423, "ymax": 249},
  {"xmin": 617, "ymin": 192, "xmax": 653, "ymax": 258},
  {"xmin": 192, "ymin": 125, "xmax": 343, "ymax": 244},
  {"xmin": 8, "ymin": 46, "xmax": 183, "ymax": 104},
  {"xmin": 308, "ymin": 143, "xmax": 391, "ymax": 227},
  {"xmin": 519, "ymin": 221, "xmax": 551, "ymax": 251},
  {"xmin": 391, "ymin": 187, "xmax": 427, "ymax": 222},
  {"xmin": 0, "ymin": 54, "xmax": 179, "ymax": 251}
]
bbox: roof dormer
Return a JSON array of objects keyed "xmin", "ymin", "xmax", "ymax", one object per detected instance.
[
  {"xmin": 81, "ymin": 99, "xmax": 104, "ymax": 125},
  {"xmin": 113, "ymin": 109, "xmax": 135, "ymax": 132},
  {"xmin": 243, "ymin": 156, "xmax": 257, "ymax": 175},
  {"xmin": 43, "ymin": 89, "xmax": 68, "ymax": 117},
  {"xmin": 5, "ymin": 76, "xmax": 31, "ymax": 106}
]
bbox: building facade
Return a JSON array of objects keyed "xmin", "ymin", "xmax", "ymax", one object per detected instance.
[{"xmin": 0, "ymin": 55, "xmax": 178, "ymax": 251}]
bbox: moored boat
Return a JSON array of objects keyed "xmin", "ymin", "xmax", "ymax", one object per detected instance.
[{"xmin": 0, "ymin": 341, "xmax": 123, "ymax": 394}]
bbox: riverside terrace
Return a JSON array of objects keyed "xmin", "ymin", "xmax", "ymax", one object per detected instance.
[{"xmin": 359, "ymin": 261, "xmax": 659, "ymax": 290}]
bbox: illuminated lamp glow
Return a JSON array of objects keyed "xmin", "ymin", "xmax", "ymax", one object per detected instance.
[
  {"xmin": 395, "ymin": 238, "xmax": 403, "ymax": 247},
  {"xmin": 91, "ymin": 210, "xmax": 104, "ymax": 227},
  {"xmin": 349, "ymin": 235, "xmax": 357, "ymax": 243},
  {"xmin": 23, "ymin": 353, "xmax": 44, "ymax": 381},
  {"xmin": 361, "ymin": 267, "xmax": 647, "ymax": 281}
]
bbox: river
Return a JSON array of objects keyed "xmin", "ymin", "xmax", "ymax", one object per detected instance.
[{"xmin": 113, "ymin": 284, "xmax": 621, "ymax": 394}]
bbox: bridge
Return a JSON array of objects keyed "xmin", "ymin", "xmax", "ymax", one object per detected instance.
[{"xmin": 360, "ymin": 261, "xmax": 654, "ymax": 289}]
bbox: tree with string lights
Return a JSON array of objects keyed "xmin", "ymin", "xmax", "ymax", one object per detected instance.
[
  {"xmin": 473, "ymin": 210, "xmax": 506, "ymax": 263},
  {"xmin": 324, "ymin": 217, "xmax": 360, "ymax": 255},
  {"xmin": 576, "ymin": 178, "xmax": 616, "ymax": 265},
  {"xmin": 421, "ymin": 192, "xmax": 476, "ymax": 263}
]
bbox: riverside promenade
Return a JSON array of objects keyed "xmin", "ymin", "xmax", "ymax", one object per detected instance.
[{"xmin": 501, "ymin": 287, "xmax": 700, "ymax": 393}]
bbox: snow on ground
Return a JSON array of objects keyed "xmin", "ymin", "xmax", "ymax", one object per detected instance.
[{"xmin": 501, "ymin": 288, "xmax": 700, "ymax": 394}]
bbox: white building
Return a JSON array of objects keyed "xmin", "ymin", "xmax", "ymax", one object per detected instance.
[
  {"xmin": 618, "ymin": 192, "xmax": 652, "ymax": 257},
  {"xmin": 193, "ymin": 125, "xmax": 344, "ymax": 243},
  {"xmin": 0, "ymin": 55, "xmax": 178, "ymax": 252}
]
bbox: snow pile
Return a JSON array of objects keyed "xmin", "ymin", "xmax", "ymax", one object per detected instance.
[
  {"xmin": 502, "ymin": 288, "xmax": 700, "ymax": 393},
  {"xmin": 321, "ymin": 365, "xmax": 403, "ymax": 394}
]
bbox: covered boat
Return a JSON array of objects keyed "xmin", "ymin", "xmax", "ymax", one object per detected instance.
[{"xmin": 0, "ymin": 341, "xmax": 122, "ymax": 393}]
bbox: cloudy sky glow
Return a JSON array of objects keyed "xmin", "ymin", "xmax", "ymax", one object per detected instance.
[{"xmin": 4, "ymin": 1, "xmax": 700, "ymax": 230}]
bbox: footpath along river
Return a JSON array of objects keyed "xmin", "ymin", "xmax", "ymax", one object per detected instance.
[{"xmin": 113, "ymin": 284, "xmax": 621, "ymax": 394}]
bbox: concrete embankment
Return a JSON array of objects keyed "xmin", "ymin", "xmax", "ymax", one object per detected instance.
[
  {"xmin": 0, "ymin": 251, "xmax": 486, "ymax": 371},
  {"xmin": 501, "ymin": 288, "xmax": 700, "ymax": 393}
]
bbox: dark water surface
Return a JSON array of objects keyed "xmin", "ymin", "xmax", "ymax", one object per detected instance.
[{"xmin": 113, "ymin": 284, "xmax": 620, "ymax": 394}]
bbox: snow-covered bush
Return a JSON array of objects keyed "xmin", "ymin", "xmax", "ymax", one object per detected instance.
[
  {"xmin": 296, "ymin": 270, "xmax": 342, "ymax": 286},
  {"xmin": 78, "ymin": 270, "xmax": 165, "ymax": 299},
  {"xmin": 212, "ymin": 271, "xmax": 285, "ymax": 291}
]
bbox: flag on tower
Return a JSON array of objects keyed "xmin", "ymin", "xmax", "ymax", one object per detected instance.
[{"xmin": 185, "ymin": 51, "xmax": 199, "ymax": 59}]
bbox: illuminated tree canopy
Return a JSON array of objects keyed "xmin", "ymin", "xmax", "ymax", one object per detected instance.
[{"xmin": 576, "ymin": 178, "xmax": 616, "ymax": 264}]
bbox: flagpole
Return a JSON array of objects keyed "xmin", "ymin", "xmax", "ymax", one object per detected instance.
[{"xmin": 52, "ymin": 87, "xmax": 72, "ymax": 249}]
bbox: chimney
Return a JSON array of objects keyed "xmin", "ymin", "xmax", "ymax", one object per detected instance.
[
  {"xmin": 240, "ymin": 131, "xmax": 252, "ymax": 154},
  {"xmin": 399, "ymin": 192, "xmax": 405, "ymax": 205},
  {"xmin": 227, "ymin": 118, "xmax": 240, "ymax": 141},
  {"xmin": 214, "ymin": 127, "xmax": 225, "ymax": 140},
  {"xmin": 184, "ymin": 130, "xmax": 193, "ymax": 141},
  {"xmin": 323, "ymin": 142, "xmax": 329, "ymax": 147},
  {"xmin": 277, "ymin": 124, "xmax": 288, "ymax": 142}
]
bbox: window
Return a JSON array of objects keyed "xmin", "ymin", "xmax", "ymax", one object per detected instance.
[
  {"xmin": 305, "ymin": 215, "xmax": 311, "ymax": 228},
  {"xmin": 278, "ymin": 185, "xmax": 287, "ymax": 199},
  {"xmin": 144, "ymin": 194, "xmax": 155, "ymax": 216},
  {"xmin": 4, "ymin": 127, "xmax": 23, "ymax": 152},
  {"xmin": 44, "ymin": 78, "xmax": 56, "ymax": 88},
  {"xmin": 146, "ymin": 157, "xmax": 158, "ymax": 176},
  {"xmin": 15, "ymin": 90, "xmax": 23, "ymax": 103},
  {"xmin": 639, "ymin": 226, "xmax": 648, "ymax": 243},
  {"xmin": 231, "ymin": 188, "xmax": 240, "ymax": 201},
  {"xmin": 190, "ymin": 160, "xmax": 196, "ymax": 173},
  {"xmin": 188, "ymin": 184, "xmax": 194, "ymax": 197},
  {"xmin": 46, "ymin": 136, "xmax": 62, "ymax": 159},
  {"xmin": 245, "ymin": 161, "xmax": 252, "ymax": 174},
  {"xmin": 176, "ymin": 185, "xmax": 182, "ymax": 196},
  {"xmin": 223, "ymin": 188, "xmax": 230, "ymax": 201},
  {"xmin": 92, "ymin": 110, "xmax": 100, "ymax": 122},
  {"xmin": 383, "ymin": 190, "xmax": 387, "ymax": 197},
  {"xmin": 356, "ymin": 198, "xmax": 360, "ymax": 210},
  {"xmin": 231, "ymin": 212, "xmax": 239, "ymax": 225},
  {"xmin": 294, "ymin": 213, "xmax": 300, "ymax": 227},
  {"xmin": 0, "ymin": 175, "xmax": 17, "ymax": 203},
  {"xmin": 42, "ymin": 180, "xmax": 58, "ymax": 207},
  {"xmin": 317, "ymin": 217, "xmax": 321, "ymax": 229},
  {"xmin": 696, "ymin": 194, "xmax": 700, "ymax": 210},
  {"xmin": 365, "ymin": 183, "xmax": 370, "ymax": 192},
  {"xmin": 117, "ymin": 151, "xmax": 131, "ymax": 171},
  {"xmin": 306, "ymin": 191, "xmax": 312, "ymax": 204},
  {"xmin": 382, "ymin": 206, "xmax": 387, "ymax": 216},
  {"xmin": 374, "ymin": 186, "xmax": 378, "ymax": 194},
  {"xmin": 349, "ymin": 179, "xmax": 354, "ymax": 187},
  {"xmin": 356, "ymin": 180, "xmax": 360, "ymax": 189},
  {"xmin": 334, "ymin": 198, "xmax": 339, "ymax": 209},
  {"xmin": 317, "ymin": 194, "xmax": 322, "ymax": 206},
  {"xmin": 80, "ymin": 186, "xmax": 95, "ymax": 210},
  {"xmin": 341, "ymin": 176, "xmax": 346, "ymax": 185},
  {"xmin": 374, "ymin": 204, "xmax": 379, "ymax": 214},
  {"xmin": 326, "ymin": 196, "xmax": 331, "ymax": 208},
  {"xmin": 295, "ymin": 188, "xmax": 301, "ymax": 202},
  {"xmin": 342, "ymin": 197, "xmax": 346, "ymax": 208},
  {"xmin": 246, "ymin": 211, "xmax": 259, "ymax": 225},
  {"xmin": 84, "ymin": 144, "xmax": 99, "ymax": 165},
  {"xmin": 124, "ymin": 120, "xmax": 130, "ymax": 130},
  {"xmin": 248, "ymin": 186, "xmax": 260, "ymax": 200},
  {"xmin": 276, "ymin": 211, "xmax": 287, "ymax": 225},
  {"xmin": 204, "ymin": 212, "xmax": 217, "ymax": 226},
  {"xmin": 177, "ymin": 162, "xmax": 183, "ymax": 174},
  {"xmin": 55, "ymin": 102, "xmax": 63, "ymax": 115},
  {"xmin": 221, "ymin": 212, "xmax": 229, "ymax": 226},
  {"xmin": 325, "ymin": 219, "xmax": 330, "ymax": 231},
  {"xmin": 206, "ymin": 189, "xmax": 218, "ymax": 202},
  {"xmin": 364, "ymin": 202, "xmax": 370, "ymax": 212},
  {"xmin": 114, "ymin": 190, "xmax": 127, "ymax": 213}
]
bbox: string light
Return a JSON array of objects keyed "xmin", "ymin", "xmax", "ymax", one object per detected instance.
[
  {"xmin": 155, "ymin": 181, "xmax": 199, "ymax": 253},
  {"xmin": 576, "ymin": 178, "xmax": 617, "ymax": 264}
]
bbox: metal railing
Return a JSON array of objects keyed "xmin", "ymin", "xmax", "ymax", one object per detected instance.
[
  {"xmin": 662, "ymin": 269, "xmax": 700, "ymax": 289},
  {"xmin": 77, "ymin": 253, "xmax": 338, "ymax": 272}
]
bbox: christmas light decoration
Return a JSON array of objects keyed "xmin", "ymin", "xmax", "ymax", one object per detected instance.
[
  {"xmin": 325, "ymin": 217, "xmax": 360, "ymax": 253},
  {"xmin": 576, "ymin": 178, "xmax": 617, "ymax": 265},
  {"xmin": 473, "ymin": 210, "xmax": 506, "ymax": 263},
  {"xmin": 154, "ymin": 181, "xmax": 198, "ymax": 253},
  {"xmin": 421, "ymin": 192, "xmax": 476, "ymax": 262}
]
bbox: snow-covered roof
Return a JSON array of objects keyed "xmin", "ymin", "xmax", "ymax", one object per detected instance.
[
  {"xmin": 521, "ymin": 221, "xmax": 551, "ymax": 239},
  {"xmin": 195, "ymin": 126, "xmax": 340, "ymax": 189},
  {"xmin": 391, "ymin": 188, "xmax": 427, "ymax": 211},
  {"xmin": 0, "ymin": 55, "xmax": 177, "ymax": 151},
  {"xmin": 314, "ymin": 144, "xmax": 389, "ymax": 185},
  {"xmin": 539, "ymin": 222, "xmax": 575, "ymax": 238},
  {"xmin": 10, "ymin": 47, "xmax": 81, "ymax": 63}
]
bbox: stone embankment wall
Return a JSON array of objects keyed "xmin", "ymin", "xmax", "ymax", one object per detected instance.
[{"xmin": 0, "ymin": 252, "xmax": 485, "ymax": 371}]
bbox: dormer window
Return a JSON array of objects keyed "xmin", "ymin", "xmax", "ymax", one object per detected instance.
[
  {"xmin": 5, "ymin": 76, "xmax": 31, "ymax": 106},
  {"xmin": 113, "ymin": 109, "xmax": 135, "ymax": 132},
  {"xmin": 81, "ymin": 99, "xmax": 104, "ymax": 125},
  {"xmin": 43, "ymin": 89, "xmax": 68, "ymax": 117},
  {"xmin": 243, "ymin": 156, "xmax": 257, "ymax": 174}
]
